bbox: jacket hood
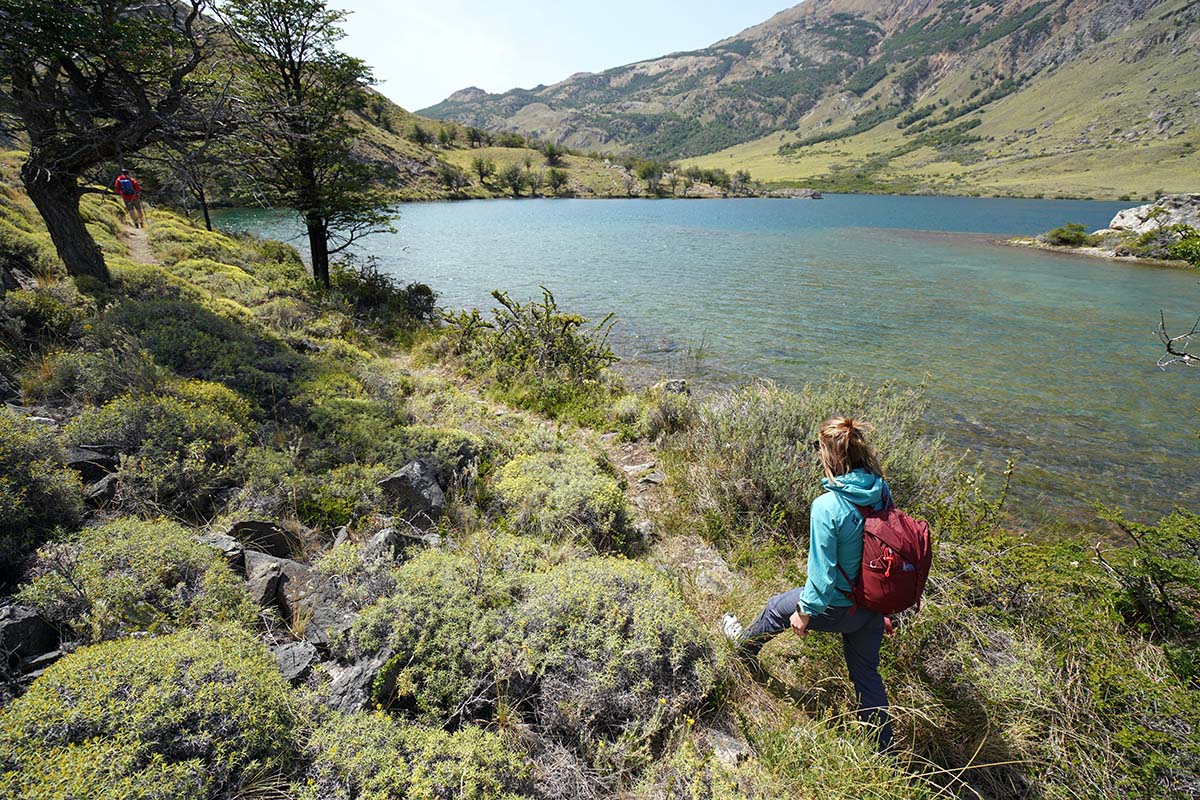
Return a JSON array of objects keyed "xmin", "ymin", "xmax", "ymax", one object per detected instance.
[{"xmin": 821, "ymin": 468, "xmax": 888, "ymax": 510}]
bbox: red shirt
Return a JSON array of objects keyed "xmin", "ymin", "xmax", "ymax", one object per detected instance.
[{"xmin": 113, "ymin": 175, "xmax": 141, "ymax": 199}]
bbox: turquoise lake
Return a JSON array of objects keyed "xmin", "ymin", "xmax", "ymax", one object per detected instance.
[{"xmin": 215, "ymin": 196, "xmax": 1200, "ymax": 525}]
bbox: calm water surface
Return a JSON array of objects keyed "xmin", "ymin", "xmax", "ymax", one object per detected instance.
[{"xmin": 215, "ymin": 196, "xmax": 1200, "ymax": 524}]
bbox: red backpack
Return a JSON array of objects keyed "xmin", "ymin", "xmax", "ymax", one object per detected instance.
[{"xmin": 838, "ymin": 490, "xmax": 932, "ymax": 616}]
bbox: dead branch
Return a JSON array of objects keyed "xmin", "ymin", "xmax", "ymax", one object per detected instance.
[{"xmin": 1156, "ymin": 310, "xmax": 1199, "ymax": 369}]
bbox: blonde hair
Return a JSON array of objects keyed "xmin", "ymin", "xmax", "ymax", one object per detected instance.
[{"xmin": 817, "ymin": 416, "xmax": 883, "ymax": 483}]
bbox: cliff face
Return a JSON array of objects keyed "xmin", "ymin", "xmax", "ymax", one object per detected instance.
[{"xmin": 419, "ymin": 0, "xmax": 1199, "ymax": 163}]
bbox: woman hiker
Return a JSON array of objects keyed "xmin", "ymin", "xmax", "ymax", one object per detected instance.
[{"xmin": 722, "ymin": 416, "xmax": 895, "ymax": 751}]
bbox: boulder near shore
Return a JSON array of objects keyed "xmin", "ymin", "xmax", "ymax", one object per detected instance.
[{"xmin": 1098, "ymin": 193, "xmax": 1200, "ymax": 235}]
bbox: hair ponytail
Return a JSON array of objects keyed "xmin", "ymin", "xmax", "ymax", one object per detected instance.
[{"xmin": 816, "ymin": 416, "xmax": 883, "ymax": 482}]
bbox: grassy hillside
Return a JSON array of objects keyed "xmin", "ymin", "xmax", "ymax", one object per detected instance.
[
  {"xmin": 688, "ymin": 0, "xmax": 1200, "ymax": 198},
  {"xmin": 422, "ymin": 0, "xmax": 1200, "ymax": 199},
  {"xmin": 1, "ymin": 152, "xmax": 1198, "ymax": 798}
]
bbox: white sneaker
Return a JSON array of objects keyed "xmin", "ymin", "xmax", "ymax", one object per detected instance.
[{"xmin": 720, "ymin": 613, "xmax": 743, "ymax": 643}]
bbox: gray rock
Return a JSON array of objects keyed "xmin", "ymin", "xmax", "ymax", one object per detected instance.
[
  {"xmin": 228, "ymin": 520, "xmax": 298, "ymax": 559},
  {"xmin": 662, "ymin": 379, "xmax": 690, "ymax": 395},
  {"xmin": 704, "ymin": 728, "xmax": 753, "ymax": 766},
  {"xmin": 377, "ymin": 460, "xmax": 446, "ymax": 526},
  {"xmin": 251, "ymin": 553, "xmax": 357, "ymax": 648},
  {"xmin": 0, "ymin": 605, "xmax": 58, "ymax": 665},
  {"xmin": 65, "ymin": 445, "xmax": 117, "ymax": 483},
  {"xmin": 1106, "ymin": 194, "xmax": 1200, "ymax": 235},
  {"xmin": 244, "ymin": 550, "xmax": 283, "ymax": 607},
  {"xmin": 19, "ymin": 648, "xmax": 62, "ymax": 674},
  {"xmin": 83, "ymin": 473, "xmax": 118, "ymax": 505},
  {"xmin": 327, "ymin": 656, "xmax": 386, "ymax": 713},
  {"xmin": 273, "ymin": 640, "xmax": 319, "ymax": 683},
  {"xmin": 198, "ymin": 532, "xmax": 245, "ymax": 574},
  {"xmin": 639, "ymin": 470, "xmax": 666, "ymax": 486}
]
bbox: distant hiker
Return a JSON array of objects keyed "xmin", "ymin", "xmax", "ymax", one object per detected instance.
[
  {"xmin": 113, "ymin": 169, "xmax": 144, "ymax": 228},
  {"xmin": 722, "ymin": 417, "xmax": 898, "ymax": 751}
]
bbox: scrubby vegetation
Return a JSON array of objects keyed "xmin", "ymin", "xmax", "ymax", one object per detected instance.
[{"xmin": 0, "ymin": 146, "xmax": 1197, "ymax": 800}]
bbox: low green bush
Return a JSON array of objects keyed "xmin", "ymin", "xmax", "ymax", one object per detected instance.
[
  {"xmin": 297, "ymin": 712, "xmax": 533, "ymax": 800},
  {"xmin": 0, "ymin": 216, "xmax": 61, "ymax": 277},
  {"xmin": 1044, "ymin": 222, "xmax": 1098, "ymax": 247},
  {"xmin": 0, "ymin": 409, "xmax": 83, "ymax": 583},
  {"xmin": 671, "ymin": 378, "xmax": 959, "ymax": 544},
  {"xmin": 507, "ymin": 558, "xmax": 715, "ymax": 777},
  {"xmin": 106, "ymin": 297, "xmax": 300, "ymax": 403},
  {"xmin": 494, "ymin": 446, "xmax": 629, "ymax": 551},
  {"xmin": 1166, "ymin": 225, "xmax": 1200, "ymax": 267},
  {"xmin": 331, "ymin": 258, "xmax": 439, "ymax": 332},
  {"xmin": 613, "ymin": 387, "xmax": 698, "ymax": 441},
  {"xmin": 18, "ymin": 517, "xmax": 257, "ymax": 642},
  {"xmin": 166, "ymin": 258, "xmax": 269, "ymax": 306},
  {"xmin": 444, "ymin": 288, "xmax": 620, "ymax": 424},
  {"xmin": 345, "ymin": 549, "xmax": 523, "ymax": 723},
  {"xmin": 20, "ymin": 331, "xmax": 167, "ymax": 406},
  {"xmin": 0, "ymin": 284, "xmax": 90, "ymax": 351},
  {"xmin": 148, "ymin": 216, "xmax": 243, "ymax": 265},
  {"xmin": 0, "ymin": 625, "xmax": 296, "ymax": 800},
  {"xmin": 64, "ymin": 390, "xmax": 250, "ymax": 517}
]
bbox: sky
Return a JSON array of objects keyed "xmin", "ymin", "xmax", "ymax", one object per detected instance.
[{"xmin": 337, "ymin": 1, "xmax": 800, "ymax": 112}]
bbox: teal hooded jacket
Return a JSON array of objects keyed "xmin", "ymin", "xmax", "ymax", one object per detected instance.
[{"xmin": 798, "ymin": 468, "xmax": 891, "ymax": 617}]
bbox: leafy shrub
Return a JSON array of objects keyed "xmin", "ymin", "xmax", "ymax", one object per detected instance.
[
  {"xmin": 331, "ymin": 258, "xmax": 439, "ymax": 331},
  {"xmin": 633, "ymin": 739, "xmax": 775, "ymax": 799},
  {"xmin": 297, "ymin": 712, "xmax": 533, "ymax": 800},
  {"xmin": 20, "ymin": 331, "xmax": 166, "ymax": 406},
  {"xmin": 106, "ymin": 298, "xmax": 300, "ymax": 402},
  {"xmin": 494, "ymin": 446, "xmax": 629, "ymax": 551},
  {"xmin": 165, "ymin": 258, "xmax": 268, "ymax": 306},
  {"xmin": 1166, "ymin": 225, "xmax": 1200, "ymax": 267},
  {"xmin": 672, "ymin": 378, "xmax": 959, "ymax": 544},
  {"xmin": 1099, "ymin": 508, "xmax": 1200, "ymax": 685},
  {"xmin": 507, "ymin": 559, "xmax": 715, "ymax": 776},
  {"xmin": 345, "ymin": 549, "xmax": 524, "ymax": 723},
  {"xmin": 64, "ymin": 391, "xmax": 250, "ymax": 517},
  {"xmin": 0, "ymin": 625, "xmax": 296, "ymax": 800},
  {"xmin": 614, "ymin": 387, "xmax": 698, "ymax": 442},
  {"xmin": 0, "ymin": 284, "xmax": 90, "ymax": 350},
  {"xmin": 0, "ymin": 409, "xmax": 83, "ymax": 583},
  {"xmin": 18, "ymin": 518, "xmax": 257, "ymax": 643},
  {"xmin": 0, "ymin": 216, "xmax": 61, "ymax": 277},
  {"xmin": 1044, "ymin": 222, "xmax": 1098, "ymax": 247},
  {"xmin": 148, "ymin": 217, "xmax": 242, "ymax": 265},
  {"xmin": 445, "ymin": 288, "xmax": 620, "ymax": 423},
  {"xmin": 296, "ymin": 462, "xmax": 389, "ymax": 530}
]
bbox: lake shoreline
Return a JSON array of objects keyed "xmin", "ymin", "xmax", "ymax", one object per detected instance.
[{"xmin": 1002, "ymin": 237, "xmax": 1195, "ymax": 269}]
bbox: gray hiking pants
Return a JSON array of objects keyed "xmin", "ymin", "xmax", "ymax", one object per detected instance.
[{"xmin": 740, "ymin": 587, "xmax": 894, "ymax": 751}]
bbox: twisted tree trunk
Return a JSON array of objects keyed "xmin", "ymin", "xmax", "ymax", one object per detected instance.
[{"xmin": 20, "ymin": 163, "xmax": 110, "ymax": 282}]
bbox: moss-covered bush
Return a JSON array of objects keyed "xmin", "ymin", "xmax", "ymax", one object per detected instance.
[
  {"xmin": 0, "ymin": 215, "xmax": 62, "ymax": 277},
  {"xmin": 148, "ymin": 216, "xmax": 243, "ymax": 265},
  {"xmin": 64, "ymin": 390, "xmax": 249, "ymax": 517},
  {"xmin": 0, "ymin": 283, "xmax": 90, "ymax": 351},
  {"xmin": 0, "ymin": 626, "xmax": 296, "ymax": 800},
  {"xmin": 613, "ymin": 387, "xmax": 698, "ymax": 441},
  {"xmin": 345, "ymin": 549, "xmax": 524, "ymax": 722},
  {"xmin": 506, "ymin": 559, "xmax": 714, "ymax": 777},
  {"xmin": 165, "ymin": 257, "xmax": 269, "ymax": 306},
  {"xmin": 494, "ymin": 446, "xmax": 629, "ymax": 551},
  {"xmin": 20, "ymin": 330, "xmax": 167, "ymax": 406},
  {"xmin": 672, "ymin": 378, "xmax": 959, "ymax": 543},
  {"xmin": 297, "ymin": 712, "xmax": 534, "ymax": 800},
  {"xmin": 105, "ymin": 298, "xmax": 300, "ymax": 403},
  {"xmin": 0, "ymin": 409, "xmax": 83, "ymax": 583},
  {"xmin": 18, "ymin": 518, "xmax": 257, "ymax": 642}
]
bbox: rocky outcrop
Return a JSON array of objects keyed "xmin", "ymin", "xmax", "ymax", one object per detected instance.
[
  {"xmin": 1104, "ymin": 194, "xmax": 1200, "ymax": 235},
  {"xmin": 0, "ymin": 605, "xmax": 58, "ymax": 668},
  {"xmin": 766, "ymin": 188, "xmax": 823, "ymax": 199},
  {"xmin": 273, "ymin": 641, "xmax": 319, "ymax": 684},
  {"xmin": 228, "ymin": 520, "xmax": 300, "ymax": 559},
  {"xmin": 377, "ymin": 460, "xmax": 446, "ymax": 526}
]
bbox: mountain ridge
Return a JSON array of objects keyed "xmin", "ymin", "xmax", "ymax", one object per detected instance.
[{"xmin": 419, "ymin": 0, "xmax": 1200, "ymax": 197}]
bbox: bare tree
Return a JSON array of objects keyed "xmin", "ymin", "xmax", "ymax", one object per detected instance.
[
  {"xmin": 1158, "ymin": 311, "xmax": 1199, "ymax": 369},
  {"xmin": 0, "ymin": 0, "xmax": 217, "ymax": 281}
]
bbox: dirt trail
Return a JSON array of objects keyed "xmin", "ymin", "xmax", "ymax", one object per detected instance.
[{"xmin": 120, "ymin": 224, "xmax": 156, "ymax": 265}]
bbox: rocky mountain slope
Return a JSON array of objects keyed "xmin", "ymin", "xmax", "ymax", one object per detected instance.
[{"xmin": 420, "ymin": 0, "xmax": 1200, "ymax": 197}]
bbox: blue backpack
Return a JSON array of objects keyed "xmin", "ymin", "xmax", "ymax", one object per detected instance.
[{"xmin": 117, "ymin": 176, "xmax": 136, "ymax": 195}]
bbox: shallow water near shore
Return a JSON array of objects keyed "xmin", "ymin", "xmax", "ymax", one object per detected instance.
[{"xmin": 215, "ymin": 195, "xmax": 1199, "ymax": 527}]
